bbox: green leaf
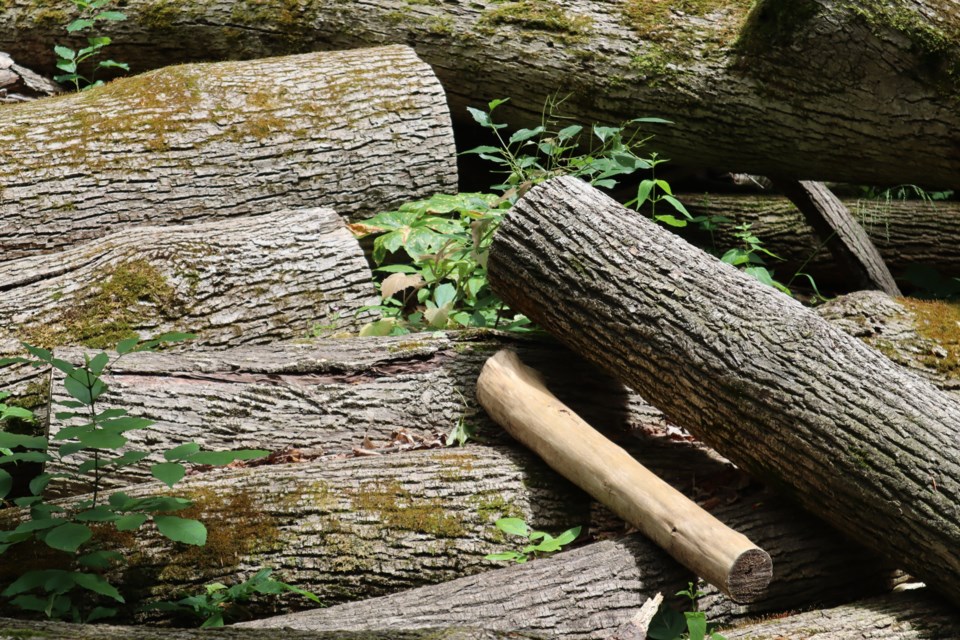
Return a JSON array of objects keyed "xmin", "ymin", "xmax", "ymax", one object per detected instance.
[
  {"xmin": 154, "ymin": 516, "xmax": 207, "ymax": 545},
  {"xmin": 201, "ymin": 613, "xmax": 225, "ymax": 628},
  {"xmin": 78, "ymin": 429, "xmax": 127, "ymax": 449},
  {"xmin": 0, "ymin": 432, "xmax": 47, "ymax": 450},
  {"xmin": 0, "ymin": 451, "xmax": 52, "ymax": 464},
  {"xmin": 0, "ymin": 405, "xmax": 34, "ymax": 421},
  {"xmin": 654, "ymin": 214, "xmax": 688, "ymax": 228},
  {"xmin": 164, "ymin": 442, "xmax": 201, "ymax": 461},
  {"xmin": 97, "ymin": 59, "xmax": 130, "ymax": 71},
  {"xmin": 75, "ymin": 506, "xmax": 119, "ymax": 522},
  {"xmin": 507, "ymin": 126, "xmax": 544, "ymax": 146},
  {"xmin": 494, "ymin": 517, "xmax": 530, "ymax": 537},
  {"xmin": 151, "ymin": 462, "xmax": 185, "ymax": 487},
  {"xmin": 99, "ymin": 416, "xmax": 154, "ymax": 432},
  {"xmin": 484, "ymin": 552, "xmax": 522, "ymax": 562},
  {"xmin": 467, "ymin": 106, "xmax": 491, "ymax": 127},
  {"xmin": 73, "ymin": 572, "xmax": 124, "ymax": 602},
  {"xmin": 94, "ymin": 10, "xmax": 126, "ymax": 20},
  {"xmin": 66, "ymin": 18, "xmax": 94, "ymax": 31},
  {"xmin": 110, "ymin": 450, "xmax": 150, "ymax": 467},
  {"xmin": 78, "ymin": 550, "xmax": 123, "ymax": 569},
  {"xmin": 553, "ymin": 525, "xmax": 582, "ymax": 546},
  {"xmin": 87, "ymin": 352, "xmax": 110, "ymax": 376},
  {"xmin": 686, "ymin": 611, "xmax": 708, "ymax": 640},
  {"xmin": 23, "ymin": 344, "xmax": 53, "ymax": 362},
  {"xmin": 44, "ymin": 522, "xmax": 92, "ymax": 553},
  {"xmin": 29, "ymin": 473, "xmax": 53, "ymax": 496},
  {"xmin": 445, "ymin": 417, "xmax": 475, "ymax": 447},
  {"xmin": 647, "ymin": 607, "xmax": 687, "ymax": 640},
  {"xmin": 114, "ymin": 513, "xmax": 148, "ymax": 531},
  {"xmin": 185, "ymin": 449, "xmax": 269, "ymax": 466},
  {"xmin": 86, "ymin": 606, "xmax": 118, "ymax": 622},
  {"xmin": 0, "ymin": 469, "xmax": 11, "ymax": 499},
  {"xmin": 116, "ymin": 337, "xmax": 140, "ymax": 354}
]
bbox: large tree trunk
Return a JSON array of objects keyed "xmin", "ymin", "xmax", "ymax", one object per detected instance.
[
  {"xmin": 0, "ymin": 207, "xmax": 376, "ymax": 355},
  {"xmin": 0, "ymin": 45, "xmax": 456, "ymax": 260},
  {"xmin": 1, "ymin": 1, "xmax": 957, "ymax": 188},
  {"xmin": 0, "ymin": 619, "xmax": 536, "ymax": 640},
  {"xmin": 681, "ymin": 194, "xmax": 960, "ymax": 285},
  {"xmin": 486, "ymin": 176, "xmax": 960, "ymax": 606}
]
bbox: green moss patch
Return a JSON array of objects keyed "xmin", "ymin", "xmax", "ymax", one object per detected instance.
[
  {"xmin": 900, "ymin": 298, "xmax": 960, "ymax": 377},
  {"xmin": 21, "ymin": 259, "xmax": 181, "ymax": 349},
  {"xmin": 352, "ymin": 480, "xmax": 465, "ymax": 538},
  {"xmin": 481, "ymin": 1, "xmax": 593, "ymax": 42},
  {"xmin": 623, "ymin": 0, "xmax": 752, "ymax": 41}
]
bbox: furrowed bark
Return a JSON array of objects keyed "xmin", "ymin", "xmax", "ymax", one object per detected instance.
[
  {"xmin": 476, "ymin": 349, "xmax": 772, "ymax": 603},
  {"xmin": 0, "ymin": 207, "xmax": 376, "ymax": 356},
  {"xmin": 240, "ymin": 486, "xmax": 892, "ymax": 636},
  {"xmin": 771, "ymin": 179, "xmax": 900, "ymax": 296},
  {"xmin": 486, "ymin": 175, "xmax": 960, "ymax": 606},
  {"xmin": 724, "ymin": 590, "xmax": 960, "ymax": 640},
  {"xmin": 681, "ymin": 193, "xmax": 960, "ymax": 285},
  {"xmin": 1, "ymin": 1, "xmax": 958, "ymax": 188},
  {"xmin": 1, "ymin": 447, "xmax": 591, "ymax": 615},
  {"xmin": 0, "ymin": 45, "xmax": 456, "ymax": 260},
  {"xmin": 0, "ymin": 618, "xmax": 538, "ymax": 640}
]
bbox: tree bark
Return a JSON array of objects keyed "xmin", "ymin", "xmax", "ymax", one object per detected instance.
[
  {"xmin": 724, "ymin": 590, "xmax": 960, "ymax": 640},
  {"xmin": 0, "ymin": 618, "xmax": 537, "ymax": 640},
  {"xmin": 770, "ymin": 179, "xmax": 900, "ymax": 296},
  {"xmin": 681, "ymin": 193, "xmax": 960, "ymax": 285},
  {"xmin": 486, "ymin": 175, "xmax": 960, "ymax": 606},
  {"xmin": 476, "ymin": 349, "xmax": 772, "ymax": 603},
  {"xmin": 0, "ymin": 51, "xmax": 61, "ymax": 102},
  {"xmin": 0, "ymin": 45, "xmax": 456, "ymax": 261},
  {"xmin": 1, "ymin": 1, "xmax": 957, "ymax": 188},
  {"xmin": 0, "ymin": 207, "xmax": 376, "ymax": 356},
  {"xmin": 2, "ymin": 447, "xmax": 592, "ymax": 615}
]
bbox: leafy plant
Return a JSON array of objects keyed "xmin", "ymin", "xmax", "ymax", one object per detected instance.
[
  {"xmin": 145, "ymin": 568, "xmax": 320, "ymax": 628},
  {"xmin": 718, "ymin": 222, "xmax": 791, "ymax": 295},
  {"xmin": 0, "ymin": 334, "xmax": 269, "ymax": 621},
  {"xmin": 54, "ymin": 0, "xmax": 129, "ymax": 91},
  {"xmin": 484, "ymin": 517, "xmax": 581, "ymax": 564},
  {"xmin": 647, "ymin": 582, "xmax": 727, "ymax": 640}
]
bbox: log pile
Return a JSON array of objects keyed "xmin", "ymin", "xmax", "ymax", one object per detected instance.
[{"xmin": 3, "ymin": 13, "xmax": 960, "ymax": 638}]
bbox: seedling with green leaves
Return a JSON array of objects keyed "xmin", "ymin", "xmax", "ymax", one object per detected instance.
[
  {"xmin": 484, "ymin": 517, "xmax": 581, "ymax": 564},
  {"xmin": 145, "ymin": 568, "xmax": 320, "ymax": 628},
  {"xmin": 647, "ymin": 582, "xmax": 727, "ymax": 640},
  {"xmin": 54, "ymin": 0, "xmax": 129, "ymax": 91},
  {"xmin": 0, "ymin": 334, "xmax": 269, "ymax": 621}
]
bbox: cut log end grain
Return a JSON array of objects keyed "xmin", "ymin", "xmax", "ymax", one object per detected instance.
[{"xmin": 727, "ymin": 548, "xmax": 774, "ymax": 603}]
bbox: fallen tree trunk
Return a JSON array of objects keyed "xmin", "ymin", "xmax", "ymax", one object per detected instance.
[
  {"xmin": 0, "ymin": 619, "xmax": 535, "ymax": 640},
  {"xmin": 0, "ymin": 207, "xmax": 376, "ymax": 355},
  {"xmin": 0, "ymin": 45, "xmax": 456, "ymax": 260},
  {"xmin": 0, "ymin": 51, "xmax": 61, "ymax": 102},
  {"xmin": 681, "ymin": 194, "xmax": 960, "ymax": 284},
  {"xmin": 725, "ymin": 590, "xmax": 960, "ymax": 640},
  {"xmin": 486, "ymin": 176, "xmax": 960, "ymax": 606},
  {"xmin": 477, "ymin": 349, "xmax": 772, "ymax": 603},
  {"xmin": 240, "ymin": 485, "xmax": 894, "ymax": 636},
  {"xmin": 2, "ymin": 1, "xmax": 958, "ymax": 188},
  {"xmin": 1, "ymin": 447, "xmax": 592, "ymax": 614}
]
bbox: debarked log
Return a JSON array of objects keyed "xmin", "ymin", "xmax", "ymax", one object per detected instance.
[
  {"xmin": 0, "ymin": 45, "xmax": 456, "ymax": 260},
  {"xmin": 681, "ymin": 193, "xmax": 960, "ymax": 284},
  {"xmin": 486, "ymin": 175, "xmax": 960, "ymax": 605},
  {"xmin": 0, "ymin": 207, "xmax": 376, "ymax": 356},
  {"xmin": 2, "ymin": 1, "xmax": 958, "ymax": 189},
  {"xmin": 0, "ymin": 618, "xmax": 539, "ymax": 640}
]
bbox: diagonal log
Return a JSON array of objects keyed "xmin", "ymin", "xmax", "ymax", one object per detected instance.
[
  {"xmin": 485, "ymin": 175, "xmax": 960, "ymax": 606},
  {"xmin": 0, "ymin": 45, "xmax": 456, "ymax": 260},
  {"xmin": 2, "ymin": 1, "xmax": 958, "ymax": 188}
]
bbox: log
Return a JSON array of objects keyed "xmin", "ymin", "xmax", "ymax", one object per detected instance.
[
  {"xmin": 0, "ymin": 51, "xmax": 61, "ymax": 102},
  {"xmin": 2, "ymin": 1, "xmax": 958, "ymax": 188},
  {"xmin": 0, "ymin": 45, "xmax": 456, "ymax": 260},
  {"xmin": 1, "ymin": 447, "xmax": 591, "ymax": 614},
  {"xmin": 0, "ymin": 207, "xmax": 376, "ymax": 356},
  {"xmin": 476, "ymin": 349, "xmax": 771, "ymax": 602},
  {"xmin": 724, "ymin": 590, "xmax": 960, "ymax": 640},
  {"xmin": 681, "ymin": 193, "xmax": 960, "ymax": 285},
  {"xmin": 486, "ymin": 175, "xmax": 960, "ymax": 606},
  {"xmin": 770, "ymin": 179, "xmax": 900, "ymax": 296},
  {"xmin": 0, "ymin": 618, "xmax": 536, "ymax": 640}
]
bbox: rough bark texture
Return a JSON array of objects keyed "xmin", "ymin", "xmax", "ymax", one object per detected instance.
[
  {"xmin": 241, "ymin": 485, "xmax": 893, "ymax": 637},
  {"xmin": 486, "ymin": 176, "xmax": 960, "ymax": 606},
  {"xmin": 0, "ymin": 45, "xmax": 456, "ymax": 260},
  {"xmin": 0, "ymin": 619, "xmax": 538, "ymax": 640},
  {"xmin": 0, "ymin": 51, "xmax": 61, "ymax": 102},
  {"xmin": 44, "ymin": 332, "xmax": 664, "ymax": 490},
  {"xmin": 724, "ymin": 590, "xmax": 960, "ymax": 639},
  {"xmin": 0, "ymin": 207, "xmax": 376, "ymax": 357},
  {"xmin": 2, "ymin": 447, "xmax": 591, "ymax": 615},
  {"xmin": 1, "ymin": 1, "xmax": 958, "ymax": 188},
  {"xmin": 771, "ymin": 179, "xmax": 901, "ymax": 296},
  {"xmin": 681, "ymin": 193, "xmax": 960, "ymax": 284}
]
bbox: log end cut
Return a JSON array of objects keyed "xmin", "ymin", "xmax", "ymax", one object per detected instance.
[{"xmin": 726, "ymin": 547, "xmax": 773, "ymax": 603}]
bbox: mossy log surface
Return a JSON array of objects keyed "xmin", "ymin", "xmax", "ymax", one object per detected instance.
[
  {"xmin": 0, "ymin": 208, "xmax": 376, "ymax": 355},
  {"xmin": 1, "ymin": 1, "xmax": 958, "ymax": 188},
  {"xmin": 0, "ymin": 619, "xmax": 537, "ymax": 640},
  {"xmin": 0, "ymin": 45, "xmax": 456, "ymax": 260},
  {"xmin": 682, "ymin": 193, "xmax": 960, "ymax": 285},
  {"xmin": 724, "ymin": 590, "xmax": 960, "ymax": 639},
  {"xmin": 487, "ymin": 176, "xmax": 960, "ymax": 606}
]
